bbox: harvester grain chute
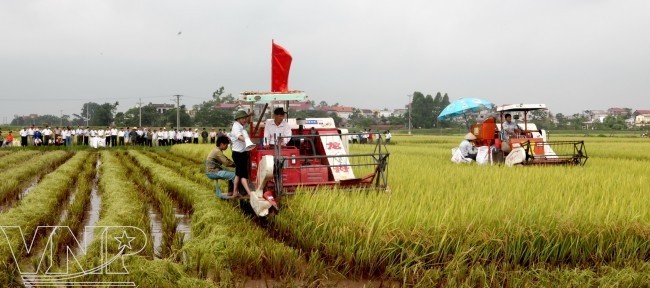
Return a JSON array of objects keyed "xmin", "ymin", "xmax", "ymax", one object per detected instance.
[{"xmin": 469, "ymin": 103, "xmax": 588, "ymax": 166}]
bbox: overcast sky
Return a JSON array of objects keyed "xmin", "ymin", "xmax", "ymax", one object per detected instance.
[{"xmin": 1, "ymin": 0, "xmax": 649, "ymax": 123}]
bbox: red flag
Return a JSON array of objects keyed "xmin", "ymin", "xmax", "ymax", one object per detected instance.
[{"xmin": 271, "ymin": 41, "xmax": 292, "ymax": 92}]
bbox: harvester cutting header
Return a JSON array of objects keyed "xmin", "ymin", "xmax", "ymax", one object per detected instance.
[{"xmin": 218, "ymin": 41, "xmax": 389, "ymax": 217}]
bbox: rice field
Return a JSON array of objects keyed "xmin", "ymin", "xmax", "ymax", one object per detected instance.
[{"xmin": 0, "ymin": 134, "xmax": 648, "ymax": 287}]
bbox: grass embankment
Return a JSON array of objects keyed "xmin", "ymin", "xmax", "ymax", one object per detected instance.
[
  {"xmin": 0, "ymin": 151, "xmax": 72, "ymax": 208},
  {"xmin": 268, "ymin": 135, "xmax": 650, "ymax": 286},
  {"xmin": 73, "ymin": 151, "xmax": 214, "ymax": 287},
  {"xmin": 127, "ymin": 150, "xmax": 320, "ymax": 285},
  {"xmin": 0, "ymin": 151, "xmax": 89, "ymax": 286}
]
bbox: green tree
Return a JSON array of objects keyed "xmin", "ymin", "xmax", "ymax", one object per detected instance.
[
  {"xmin": 555, "ymin": 113, "xmax": 566, "ymax": 128},
  {"xmin": 387, "ymin": 114, "xmax": 405, "ymax": 126},
  {"xmin": 602, "ymin": 115, "xmax": 626, "ymax": 130},
  {"xmin": 432, "ymin": 92, "xmax": 443, "ymax": 127},
  {"xmin": 438, "ymin": 93, "xmax": 452, "ymax": 128},
  {"xmin": 116, "ymin": 104, "xmax": 166, "ymax": 127},
  {"xmin": 410, "ymin": 92, "xmax": 435, "ymax": 129},
  {"xmin": 212, "ymin": 86, "xmax": 225, "ymax": 100},
  {"xmin": 529, "ymin": 109, "xmax": 553, "ymax": 129},
  {"xmin": 163, "ymin": 105, "xmax": 192, "ymax": 127},
  {"xmin": 11, "ymin": 115, "xmax": 70, "ymax": 127},
  {"xmin": 193, "ymin": 100, "xmax": 234, "ymax": 127},
  {"xmin": 80, "ymin": 102, "xmax": 119, "ymax": 126},
  {"xmin": 568, "ymin": 114, "xmax": 587, "ymax": 130}
]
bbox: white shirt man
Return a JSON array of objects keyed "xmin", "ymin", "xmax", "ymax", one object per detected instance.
[
  {"xmin": 152, "ymin": 130, "xmax": 158, "ymax": 143},
  {"xmin": 502, "ymin": 113, "xmax": 521, "ymax": 141},
  {"xmin": 231, "ymin": 118, "xmax": 247, "ymax": 152},
  {"xmin": 264, "ymin": 107, "xmax": 292, "ymax": 146},
  {"xmin": 97, "ymin": 129, "xmax": 105, "ymax": 138},
  {"xmin": 167, "ymin": 129, "xmax": 174, "ymax": 140},
  {"xmin": 43, "ymin": 127, "xmax": 52, "ymax": 136},
  {"xmin": 27, "ymin": 127, "xmax": 34, "ymax": 145}
]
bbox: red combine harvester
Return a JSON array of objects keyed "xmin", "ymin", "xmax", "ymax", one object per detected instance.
[
  {"xmin": 469, "ymin": 103, "xmax": 588, "ymax": 166},
  {"xmin": 233, "ymin": 92, "xmax": 390, "ymax": 216},
  {"xmin": 226, "ymin": 41, "xmax": 389, "ymax": 216}
]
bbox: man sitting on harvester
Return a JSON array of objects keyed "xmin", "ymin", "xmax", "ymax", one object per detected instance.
[
  {"xmin": 263, "ymin": 107, "xmax": 292, "ymax": 147},
  {"xmin": 500, "ymin": 113, "xmax": 521, "ymax": 152}
]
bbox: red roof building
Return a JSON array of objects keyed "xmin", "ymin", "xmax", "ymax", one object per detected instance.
[
  {"xmin": 607, "ymin": 107, "xmax": 629, "ymax": 116},
  {"xmin": 633, "ymin": 109, "xmax": 650, "ymax": 116}
]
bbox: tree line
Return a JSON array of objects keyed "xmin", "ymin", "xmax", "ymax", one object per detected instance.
[
  {"xmin": 12, "ymin": 88, "xmax": 635, "ymax": 131},
  {"xmin": 8, "ymin": 90, "xmax": 455, "ymax": 130}
]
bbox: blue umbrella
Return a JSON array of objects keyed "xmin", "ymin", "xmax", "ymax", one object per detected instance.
[{"xmin": 437, "ymin": 98, "xmax": 494, "ymax": 128}]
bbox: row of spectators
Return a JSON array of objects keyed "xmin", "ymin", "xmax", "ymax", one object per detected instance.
[
  {"xmin": 0, "ymin": 126, "xmax": 229, "ymax": 147},
  {"xmin": 349, "ymin": 129, "xmax": 392, "ymax": 144}
]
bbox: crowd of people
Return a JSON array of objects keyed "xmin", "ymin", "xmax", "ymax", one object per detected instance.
[
  {"xmin": 0, "ymin": 125, "xmax": 230, "ymax": 148},
  {"xmin": 349, "ymin": 129, "xmax": 392, "ymax": 144}
]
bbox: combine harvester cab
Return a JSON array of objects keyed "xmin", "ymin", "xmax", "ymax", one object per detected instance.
[
  {"xmin": 238, "ymin": 92, "xmax": 390, "ymax": 216},
  {"xmin": 471, "ymin": 104, "xmax": 588, "ymax": 166}
]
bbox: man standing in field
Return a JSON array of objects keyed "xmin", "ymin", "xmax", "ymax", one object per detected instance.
[
  {"xmin": 19, "ymin": 127, "xmax": 28, "ymax": 147},
  {"xmin": 201, "ymin": 128, "xmax": 209, "ymax": 144},
  {"xmin": 83, "ymin": 126, "xmax": 89, "ymax": 145},
  {"xmin": 28, "ymin": 126, "xmax": 34, "ymax": 146},
  {"xmin": 76, "ymin": 126, "xmax": 83, "ymax": 145},
  {"xmin": 43, "ymin": 126, "xmax": 53, "ymax": 145},
  {"xmin": 206, "ymin": 135, "xmax": 237, "ymax": 198},
  {"xmin": 209, "ymin": 128, "xmax": 216, "ymax": 144}
]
